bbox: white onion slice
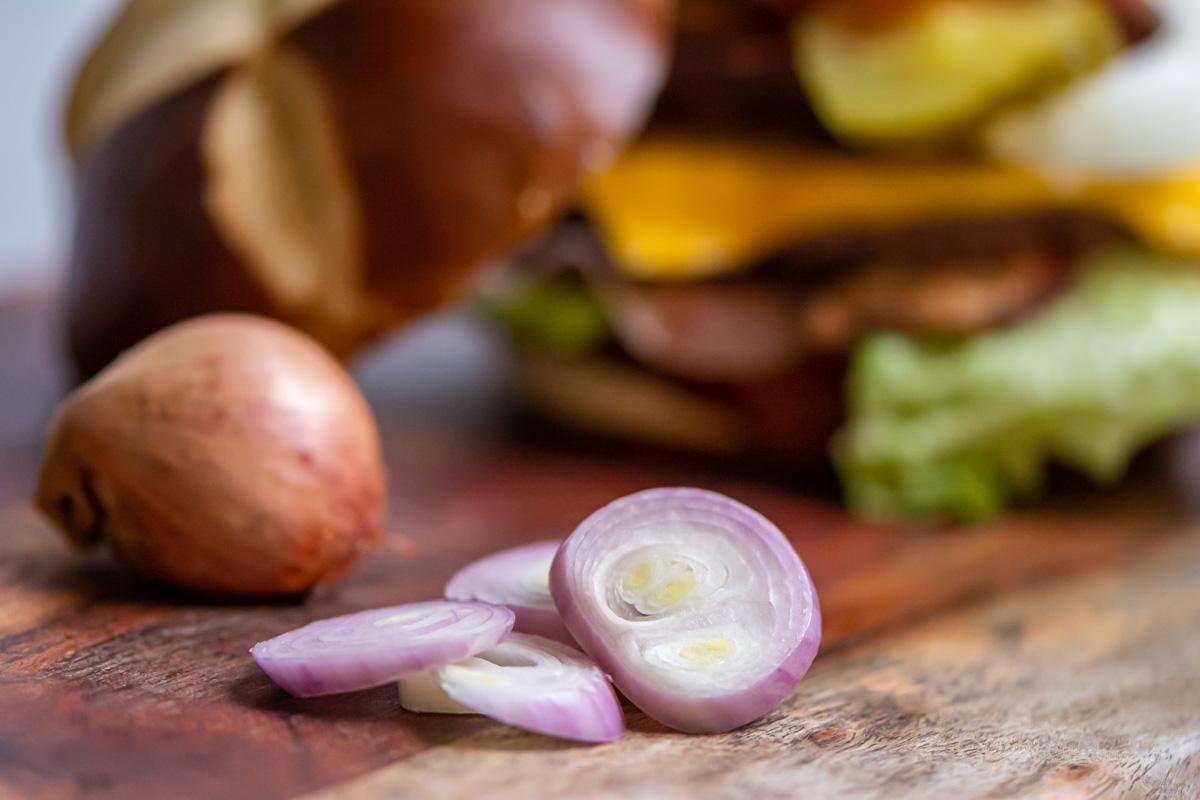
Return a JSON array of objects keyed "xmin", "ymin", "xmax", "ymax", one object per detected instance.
[
  {"xmin": 444, "ymin": 540, "xmax": 574, "ymax": 645},
  {"xmin": 250, "ymin": 601, "xmax": 514, "ymax": 697},
  {"xmin": 397, "ymin": 633, "xmax": 625, "ymax": 743},
  {"xmin": 550, "ymin": 487, "xmax": 821, "ymax": 734},
  {"xmin": 986, "ymin": 0, "xmax": 1200, "ymax": 176}
]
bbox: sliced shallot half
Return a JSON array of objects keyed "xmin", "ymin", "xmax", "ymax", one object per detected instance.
[
  {"xmin": 250, "ymin": 600, "xmax": 514, "ymax": 697},
  {"xmin": 444, "ymin": 540, "xmax": 574, "ymax": 645},
  {"xmin": 397, "ymin": 632, "xmax": 624, "ymax": 743},
  {"xmin": 550, "ymin": 487, "xmax": 821, "ymax": 734}
]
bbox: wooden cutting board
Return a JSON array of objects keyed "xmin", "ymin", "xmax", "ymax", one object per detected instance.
[{"xmin": 1, "ymin": 291, "xmax": 1198, "ymax": 799}]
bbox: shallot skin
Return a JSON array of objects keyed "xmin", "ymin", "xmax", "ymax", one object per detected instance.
[
  {"xmin": 550, "ymin": 487, "xmax": 822, "ymax": 734},
  {"xmin": 36, "ymin": 314, "xmax": 386, "ymax": 596}
]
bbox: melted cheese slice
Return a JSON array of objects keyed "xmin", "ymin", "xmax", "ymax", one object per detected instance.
[{"xmin": 580, "ymin": 138, "xmax": 1200, "ymax": 280}]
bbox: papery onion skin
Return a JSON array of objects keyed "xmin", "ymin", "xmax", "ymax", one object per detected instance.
[
  {"xmin": 35, "ymin": 314, "xmax": 385, "ymax": 597},
  {"xmin": 444, "ymin": 540, "xmax": 574, "ymax": 646},
  {"xmin": 550, "ymin": 487, "xmax": 822, "ymax": 734},
  {"xmin": 251, "ymin": 601, "xmax": 515, "ymax": 697},
  {"xmin": 432, "ymin": 633, "xmax": 625, "ymax": 744}
]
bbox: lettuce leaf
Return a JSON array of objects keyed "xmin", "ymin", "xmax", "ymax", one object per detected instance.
[
  {"xmin": 836, "ymin": 249, "xmax": 1200, "ymax": 522},
  {"xmin": 479, "ymin": 279, "xmax": 610, "ymax": 359}
]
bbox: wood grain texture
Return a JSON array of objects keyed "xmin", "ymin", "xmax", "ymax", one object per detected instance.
[
  {"xmin": 312, "ymin": 533, "xmax": 1200, "ymax": 800},
  {"xmin": 2, "ymin": 293, "xmax": 1199, "ymax": 799}
]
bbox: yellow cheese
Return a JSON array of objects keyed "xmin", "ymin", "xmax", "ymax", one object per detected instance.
[
  {"xmin": 580, "ymin": 138, "xmax": 1200, "ymax": 280},
  {"xmin": 1083, "ymin": 169, "xmax": 1200, "ymax": 258}
]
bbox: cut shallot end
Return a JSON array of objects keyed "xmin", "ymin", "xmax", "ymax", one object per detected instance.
[
  {"xmin": 444, "ymin": 540, "xmax": 576, "ymax": 646},
  {"xmin": 550, "ymin": 487, "xmax": 821, "ymax": 734},
  {"xmin": 397, "ymin": 633, "xmax": 625, "ymax": 743},
  {"xmin": 250, "ymin": 601, "xmax": 515, "ymax": 697},
  {"xmin": 396, "ymin": 671, "xmax": 473, "ymax": 715}
]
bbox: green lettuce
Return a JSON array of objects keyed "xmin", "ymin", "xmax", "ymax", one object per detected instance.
[
  {"xmin": 479, "ymin": 278, "xmax": 610, "ymax": 358},
  {"xmin": 836, "ymin": 249, "xmax": 1200, "ymax": 522}
]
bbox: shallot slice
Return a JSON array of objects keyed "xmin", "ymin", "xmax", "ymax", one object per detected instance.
[
  {"xmin": 550, "ymin": 487, "xmax": 821, "ymax": 734},
  {"xmin": 397, "ymin": 633, "xmax": 624, "ymax": 743},
  {"xmin": 444, "ymin": 540, "xmax": 574, "ymax": 645},
  {"xmin": 250, "ymin": 601, "xmax": 514, "ymax": 697}
]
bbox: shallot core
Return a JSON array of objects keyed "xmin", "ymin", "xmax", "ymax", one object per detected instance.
[{"xmin": 551, "ymin": 487, "xmax": 822, "ymax": 733}]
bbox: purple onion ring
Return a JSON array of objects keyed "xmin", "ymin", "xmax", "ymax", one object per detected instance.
[
  {"xmin": 551, "ymin": 487, "xmax": 821, "ymax": 733},
  {"xmin": 444, "ymin": 540, "xmax": 574, "ymax": 645},
  {"xmin": 250, "ymin": 600, "xmax": 515, "ymax": 697}
]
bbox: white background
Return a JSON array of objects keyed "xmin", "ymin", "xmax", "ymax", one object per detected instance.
[{"xmin": 0, "ymin": 1, "xmax": 119, "ymax": 294}]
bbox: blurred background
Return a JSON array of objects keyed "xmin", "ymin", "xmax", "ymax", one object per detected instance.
[
  {"xmin": 4, "ymin": 0, "xmax": 1199, "ymax": 523},
  {"xmin": 0, "ymin": 1, "xmax": 116, "ymax": 292}
]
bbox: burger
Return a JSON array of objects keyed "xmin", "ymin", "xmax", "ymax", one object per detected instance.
[{"xmin": 482, "ymin": 0, "xmax": 1200, "ymax": 521}]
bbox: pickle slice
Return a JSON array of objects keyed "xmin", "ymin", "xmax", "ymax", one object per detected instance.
[{"xmin": 794, "ymin": 0, "xmax": 1122, "ymax": 143}]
